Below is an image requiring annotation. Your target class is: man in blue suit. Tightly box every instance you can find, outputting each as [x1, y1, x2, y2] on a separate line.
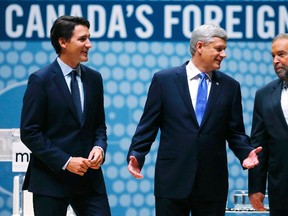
[20, 16, 111, 215]
[248, 33, 288, 216]
[127, 24, 262, 216]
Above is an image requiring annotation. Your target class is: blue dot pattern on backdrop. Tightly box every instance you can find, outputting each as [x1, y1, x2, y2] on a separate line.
[0, 38, 275, 216]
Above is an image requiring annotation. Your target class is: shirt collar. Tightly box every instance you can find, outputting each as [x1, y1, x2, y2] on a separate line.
[57, 57, 81, 77]
[186, 59, 212, 81]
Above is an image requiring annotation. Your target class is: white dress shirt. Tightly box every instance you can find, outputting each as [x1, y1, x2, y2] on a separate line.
[57, 57, 84, 111]
[186, 60, 212, 110]
[281, 84, 288, 125]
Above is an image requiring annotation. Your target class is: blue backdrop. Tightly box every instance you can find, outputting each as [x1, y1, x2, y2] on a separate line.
[0, 0, 285, 215]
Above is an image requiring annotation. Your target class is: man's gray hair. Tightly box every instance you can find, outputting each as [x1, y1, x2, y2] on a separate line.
[189, 24, 227, 55]
[272, 33, 288, 43]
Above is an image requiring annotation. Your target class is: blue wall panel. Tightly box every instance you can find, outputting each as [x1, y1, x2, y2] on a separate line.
[0, 0, 282, 215]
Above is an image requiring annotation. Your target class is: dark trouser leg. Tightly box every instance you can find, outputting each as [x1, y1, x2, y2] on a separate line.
[33, 193, 68, 216]
[70, 194, 111, 216]
[270, 209, 288, 216]
[155, 196, 226, 216]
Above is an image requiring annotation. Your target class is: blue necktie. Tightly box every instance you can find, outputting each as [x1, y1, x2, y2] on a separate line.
[195, 73, 208, 125]
[70, 70, 83, 122]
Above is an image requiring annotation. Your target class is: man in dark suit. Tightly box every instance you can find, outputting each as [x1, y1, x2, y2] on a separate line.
[20, 16, 111, 216]
[248, 33, 288, 216]
[127, 24, 262, 216]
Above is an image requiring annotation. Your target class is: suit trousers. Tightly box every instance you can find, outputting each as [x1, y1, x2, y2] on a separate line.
[270, 209, 288, 216]
[155, 196, 226, 216]
[33, 193, 111, 216]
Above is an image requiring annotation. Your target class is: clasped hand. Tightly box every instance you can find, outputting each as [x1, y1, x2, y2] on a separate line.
[66, 148, 103, 176]
[249, 192, 266, 211]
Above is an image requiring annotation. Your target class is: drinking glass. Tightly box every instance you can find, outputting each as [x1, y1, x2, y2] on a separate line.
[233, 190, 244, 211]
[242, 191, 253, 211]
[263, 192, 269, 210]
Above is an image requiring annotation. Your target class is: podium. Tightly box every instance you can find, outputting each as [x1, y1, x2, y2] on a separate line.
[10, 129, 75, 216]
[12, 174, 33, 216]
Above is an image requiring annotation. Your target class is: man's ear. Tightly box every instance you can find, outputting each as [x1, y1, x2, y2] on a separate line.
[195, 41, 204, 54]
[58, 38, 66, 49]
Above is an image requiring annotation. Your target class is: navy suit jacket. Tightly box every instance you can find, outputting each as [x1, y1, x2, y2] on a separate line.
[249, 79, 288, 209]
[127, 61, 253, 201]
[20, 60, 108, 197]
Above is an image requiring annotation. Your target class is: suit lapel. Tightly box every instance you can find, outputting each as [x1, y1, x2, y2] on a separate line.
[200, 71, 222, 126]
[79, 65, 89, 125]
[52, 61, 82, 125]
[271, 80, 288, 129]
[175, 62, 198, 126]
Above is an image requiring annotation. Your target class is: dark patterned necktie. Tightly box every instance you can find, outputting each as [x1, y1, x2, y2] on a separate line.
[70, 70, 82, 122]
[195, 73, 207, 125]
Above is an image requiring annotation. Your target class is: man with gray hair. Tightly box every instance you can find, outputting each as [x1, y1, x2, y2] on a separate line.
[249, 33, 288, 216]
[127, 24, 262, 216]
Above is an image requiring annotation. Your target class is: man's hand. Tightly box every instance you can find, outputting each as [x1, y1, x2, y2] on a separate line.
[88, 147, 103, 170]
[249, 192, 266, 211]
[242, 146, 262, 169]
[128, 156, 143, 179]
[66, 157, 91, 176]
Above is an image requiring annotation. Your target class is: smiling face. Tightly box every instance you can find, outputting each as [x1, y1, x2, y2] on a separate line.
[58, 24, 92, 68]
[271, 38, 288, 80]
[193, 37, 227, 73]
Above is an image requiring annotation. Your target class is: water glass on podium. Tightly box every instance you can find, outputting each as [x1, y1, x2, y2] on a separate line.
[242, 191, 253, 211]
[233, 190, 244, 211]
[264, 192, 269, 210]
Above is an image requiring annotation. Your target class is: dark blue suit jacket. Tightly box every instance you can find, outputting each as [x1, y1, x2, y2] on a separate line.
[127, 61, 253, 201]
[20, 60, 108, 197]
[249, 79, 288, 209]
